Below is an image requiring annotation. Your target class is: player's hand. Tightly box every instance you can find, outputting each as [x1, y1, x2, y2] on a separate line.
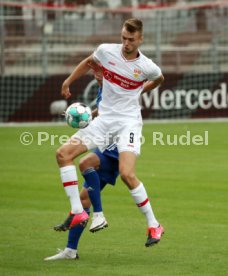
[61, 81, 71, 99]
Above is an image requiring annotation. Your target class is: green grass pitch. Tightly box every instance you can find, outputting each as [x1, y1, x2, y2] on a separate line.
[0, 122, 227, 276]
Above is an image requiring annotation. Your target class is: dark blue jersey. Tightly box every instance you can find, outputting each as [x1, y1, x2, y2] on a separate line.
[96, 87, 102, 108]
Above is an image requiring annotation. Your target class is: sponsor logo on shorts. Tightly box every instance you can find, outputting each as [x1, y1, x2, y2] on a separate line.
[127, 144, 135, 148]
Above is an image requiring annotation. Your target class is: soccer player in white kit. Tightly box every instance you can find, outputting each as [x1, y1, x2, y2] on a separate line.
[56, 18, 165, 246]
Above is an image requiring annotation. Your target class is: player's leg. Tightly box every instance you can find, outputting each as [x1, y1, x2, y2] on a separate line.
[63, 178, 109, 260]
[119, 151, 160, 227]
[54, 117, 105, 232]
[54, 138, 89, 231]
[53, 149, 114, 261]
[65, 188, 91, 255]
[79, 152, 108, 232]
[44, 166, 113, 261]
[119, 151, 159, 226]
[119, 151, 164, 246]
[44, 188, 91, 261]
[118, 120, 164, 247]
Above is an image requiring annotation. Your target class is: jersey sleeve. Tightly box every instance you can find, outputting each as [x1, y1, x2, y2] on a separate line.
[146, 60, 162, 81]
[93, 44, 107, 64]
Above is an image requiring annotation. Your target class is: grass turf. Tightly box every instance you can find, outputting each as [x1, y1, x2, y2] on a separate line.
[0, 122, 227, 276]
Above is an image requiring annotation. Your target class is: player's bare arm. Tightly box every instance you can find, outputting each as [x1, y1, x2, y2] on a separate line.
[92, 108, 98, 119]
[141, 74, 164, 94]
[61, 54, 97, 99]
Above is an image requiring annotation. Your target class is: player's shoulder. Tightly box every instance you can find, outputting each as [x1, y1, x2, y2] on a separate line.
[139, 50, 155, 65]
[139, 50, 161, 75]
[97, 43, 121, 53]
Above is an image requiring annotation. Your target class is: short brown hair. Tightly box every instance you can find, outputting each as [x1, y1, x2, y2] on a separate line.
[123, 18, 143, 34]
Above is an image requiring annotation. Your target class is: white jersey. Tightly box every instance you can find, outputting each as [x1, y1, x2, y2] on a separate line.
[93, 43, 162, 121]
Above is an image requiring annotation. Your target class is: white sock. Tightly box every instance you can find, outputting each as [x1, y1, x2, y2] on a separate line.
[60, 165, 83, 214]
[130, 182, 159, 228]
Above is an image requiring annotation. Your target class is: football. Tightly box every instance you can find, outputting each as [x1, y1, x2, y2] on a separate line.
[65, 102, 92, 128]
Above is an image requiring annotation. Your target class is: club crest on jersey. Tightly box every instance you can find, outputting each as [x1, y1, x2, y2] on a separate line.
[133, 68, 141, 79]
[104, 70, 113, 81]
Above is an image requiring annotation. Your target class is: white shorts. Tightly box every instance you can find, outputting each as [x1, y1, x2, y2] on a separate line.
[72, 116, 143, 155]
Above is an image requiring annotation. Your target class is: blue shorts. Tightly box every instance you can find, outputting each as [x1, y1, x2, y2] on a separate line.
[83, 148, 119, 191]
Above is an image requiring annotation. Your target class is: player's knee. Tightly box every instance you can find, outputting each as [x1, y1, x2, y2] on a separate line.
[79, 158, 88, 172]
[56, 148, 63, 162]
[56, 147, 70, 165]
[120, 170, 136, 186]
[79, 155, 94, 172]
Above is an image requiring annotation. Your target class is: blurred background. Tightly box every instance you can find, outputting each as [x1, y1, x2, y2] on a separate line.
[0, 0, 228, 122]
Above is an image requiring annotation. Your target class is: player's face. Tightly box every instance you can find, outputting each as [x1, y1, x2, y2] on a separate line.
[121, 27, 143, 57]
